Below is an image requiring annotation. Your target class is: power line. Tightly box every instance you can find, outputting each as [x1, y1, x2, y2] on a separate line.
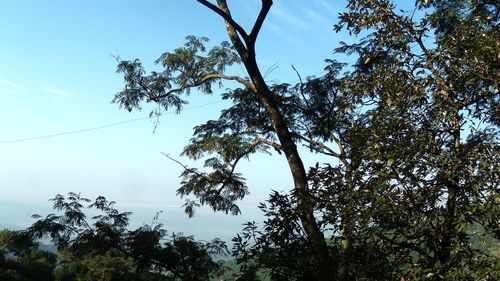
[0, 100, 224, 144]
[0, 117, 149, 144]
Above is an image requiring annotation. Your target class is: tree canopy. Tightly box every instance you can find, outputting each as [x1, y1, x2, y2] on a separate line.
[2, 0, 498, 280]
[111, 0, 499, 280]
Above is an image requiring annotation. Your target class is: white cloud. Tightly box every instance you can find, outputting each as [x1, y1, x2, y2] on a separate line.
[0, 79, 23, 89]
[265, 21, 308, 53]
[43, 85, 75, 97]
[270, 4, 310, 30]
[318, 1, 341, 14]
[305, 8, 332, 26]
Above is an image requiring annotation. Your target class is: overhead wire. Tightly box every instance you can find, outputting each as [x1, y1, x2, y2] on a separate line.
[0, 100, 224, 144]
[1, 68, 330, 145]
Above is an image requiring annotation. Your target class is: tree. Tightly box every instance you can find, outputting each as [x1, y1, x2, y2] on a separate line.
[27, 193, 227, 281]
[331, 0, 500, 279]
[232, 0, 500, 278]
[112, 0, 499, 280]
[112, 1, 332, 278]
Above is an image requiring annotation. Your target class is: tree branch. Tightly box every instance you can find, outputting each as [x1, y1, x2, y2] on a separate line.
[249, 0, 273, 42]
[197, 0, 249, 40]
[255, 137, 282, 152]
[331, 133, 350, 167]
[214, 137, 275, 197]
[296, 135, 341, 158]
[201, 74, 256, 91]
[150, 73, 256, 102]
[197, 0, 249, 57]
[413, 35, 449, 91]
[292, 65, 311, 109]
[161, 152, 210, 181]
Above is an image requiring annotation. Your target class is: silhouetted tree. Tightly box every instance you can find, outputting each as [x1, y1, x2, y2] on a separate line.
[27, 193, 227, 281]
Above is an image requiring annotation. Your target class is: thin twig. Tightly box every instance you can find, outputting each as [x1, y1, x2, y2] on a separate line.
[292, 65, 311, 109]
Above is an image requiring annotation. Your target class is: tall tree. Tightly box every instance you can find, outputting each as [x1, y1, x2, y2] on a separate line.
[334, 0, 500, 279]
[112, 0, 499, 279]
[223, 0, 500, 279]
[112, 0, 332, 278]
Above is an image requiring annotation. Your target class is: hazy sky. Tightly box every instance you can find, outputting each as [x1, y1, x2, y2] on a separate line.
[0, 0, 411, 239]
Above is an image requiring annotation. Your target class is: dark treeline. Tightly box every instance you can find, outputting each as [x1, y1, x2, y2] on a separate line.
[2, 0, 499, 280]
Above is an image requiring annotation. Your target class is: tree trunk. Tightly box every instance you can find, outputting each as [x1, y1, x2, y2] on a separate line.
[206, 1, 332, 278]
[246, 58, 332, 279]
[439, 105, 461, 264]
[339, 165, 354, 281]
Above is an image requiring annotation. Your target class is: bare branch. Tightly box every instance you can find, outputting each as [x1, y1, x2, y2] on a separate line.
[161, 152, 213, 183]
[201, 74, 256, 91]
[255, 137, 282, 152]
[292, 65, 311, 109]
[197, 0, 249, 40]
[263, 62, 279, 78]
[197, 0, 249, 57]
[330, 133, 350, 167]
[249, 0, 273, 42]
[292, 65, 304, 86]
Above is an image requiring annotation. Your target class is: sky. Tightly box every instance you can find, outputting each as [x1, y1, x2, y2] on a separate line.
[0, 0, 400, 240]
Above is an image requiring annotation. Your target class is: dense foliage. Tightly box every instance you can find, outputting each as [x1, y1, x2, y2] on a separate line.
[234, 0, 500, 279]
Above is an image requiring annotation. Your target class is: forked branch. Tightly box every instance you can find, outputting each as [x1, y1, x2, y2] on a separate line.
[196, 0, 249, 40]
[197, 0, 248, 57]
[197, 0, 273, 58]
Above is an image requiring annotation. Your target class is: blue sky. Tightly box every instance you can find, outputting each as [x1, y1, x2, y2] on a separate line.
[0, 0, 357, 239]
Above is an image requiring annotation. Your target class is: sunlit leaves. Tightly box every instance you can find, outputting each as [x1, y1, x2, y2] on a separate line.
[333, 0, 500, 278]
